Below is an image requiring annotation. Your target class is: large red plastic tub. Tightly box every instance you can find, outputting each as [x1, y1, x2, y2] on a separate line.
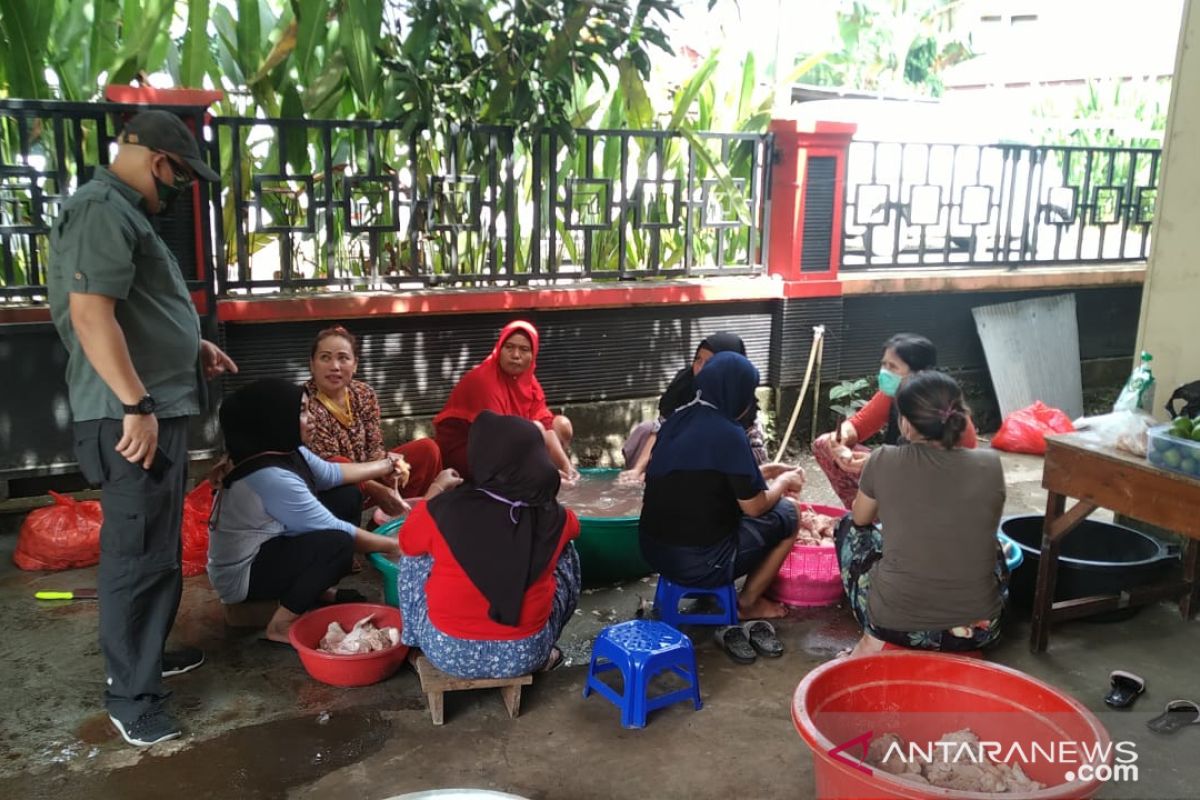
[793, 652, 1111, 799]
[288, 602, 409, 687]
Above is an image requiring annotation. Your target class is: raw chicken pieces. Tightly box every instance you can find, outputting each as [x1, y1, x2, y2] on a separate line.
[318, 614, 401, 655]
[866, 729, 1044, 793]
[796, 509, 838, 547]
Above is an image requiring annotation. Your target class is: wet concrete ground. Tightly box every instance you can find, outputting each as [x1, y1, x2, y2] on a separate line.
[1, 449, 1197, 799]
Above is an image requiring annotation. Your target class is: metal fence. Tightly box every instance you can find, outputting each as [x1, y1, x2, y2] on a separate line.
[842, 141, 1161, 269]
[213, 119, 772, 293]
[0, 99, 772, 303]
[0, 100, 214, 305]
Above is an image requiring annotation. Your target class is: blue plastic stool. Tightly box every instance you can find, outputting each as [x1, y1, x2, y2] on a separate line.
[582, 620, 703, 728]
[653, 577, 739, 626]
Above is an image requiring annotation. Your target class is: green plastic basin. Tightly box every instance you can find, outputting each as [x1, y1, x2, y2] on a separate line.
[367, 468, 651, 601]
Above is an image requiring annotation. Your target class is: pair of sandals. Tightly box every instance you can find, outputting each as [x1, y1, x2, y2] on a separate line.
[715, 621, 783, 664]
[1104, 670, 1200, 735]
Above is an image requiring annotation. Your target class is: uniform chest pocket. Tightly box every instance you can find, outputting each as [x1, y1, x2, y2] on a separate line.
[136, 232, 189, 294]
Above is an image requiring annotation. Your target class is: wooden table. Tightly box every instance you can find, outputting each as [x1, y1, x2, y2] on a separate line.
[1031, 432, 1200, 652]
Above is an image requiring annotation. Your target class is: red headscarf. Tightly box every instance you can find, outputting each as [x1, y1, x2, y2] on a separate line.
[433, 320, 554, 429]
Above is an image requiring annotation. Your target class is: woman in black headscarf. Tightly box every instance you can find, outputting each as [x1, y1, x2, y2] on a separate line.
[395, 411, 582, 678]
[208, 379, 414, 644]
[620, 332, 781, 484]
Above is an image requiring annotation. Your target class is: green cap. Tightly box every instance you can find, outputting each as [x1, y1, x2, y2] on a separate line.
[120, 109, 220, 181]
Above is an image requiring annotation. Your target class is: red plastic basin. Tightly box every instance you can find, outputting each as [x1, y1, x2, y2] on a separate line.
[288, 602, 409, 687]
[793, 652, 1111, 799]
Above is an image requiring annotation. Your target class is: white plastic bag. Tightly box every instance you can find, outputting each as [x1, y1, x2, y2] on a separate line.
[1071, 411, 1156, 456]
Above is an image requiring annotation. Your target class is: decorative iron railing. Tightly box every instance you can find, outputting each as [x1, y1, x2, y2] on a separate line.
[0, 99, 772, 303]
[841, 141, 1161, 269]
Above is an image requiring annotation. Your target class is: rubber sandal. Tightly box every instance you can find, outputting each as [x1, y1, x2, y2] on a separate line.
[1147, 700, 1200, 734]
[715, 626, 756, 665]
[1104, 670, 1145, 709]
[742, 620, 784, 658]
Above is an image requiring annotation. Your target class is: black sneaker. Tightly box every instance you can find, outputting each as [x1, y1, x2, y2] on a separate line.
[109, 708, 182, 747]
[162, 647, 205, 677]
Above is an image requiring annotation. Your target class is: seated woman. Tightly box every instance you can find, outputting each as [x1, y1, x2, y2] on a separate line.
[434, 320, 576, 482]
[396, 410, 581, 678]
[838, 370, 1007, 657]
[638, 352, 806, 622]
[620, 332, 785, 484]
[813, 333, 978, 509]
[304, 325, 444, 517]
[208, 379, 407, 644]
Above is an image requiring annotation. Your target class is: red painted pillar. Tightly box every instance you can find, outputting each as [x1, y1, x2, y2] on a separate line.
[767, 119, 857, 282]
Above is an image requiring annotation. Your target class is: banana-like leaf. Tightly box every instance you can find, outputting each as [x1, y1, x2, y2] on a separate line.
[237, 0, 263, 80]
[617, 58, 653, 130]
[109, 0, 177, 85]
[341, 0, 383, 107]
[666, 49, 719, 131]
[291, 0, 330, 83]
[180, 0, 210, 88]
[249, 21, 298, 87]
[0, 0, 55, 99]
[736, 52, 755, 123]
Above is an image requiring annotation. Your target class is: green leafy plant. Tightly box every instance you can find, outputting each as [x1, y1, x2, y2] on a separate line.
[829, 377, 872, 418]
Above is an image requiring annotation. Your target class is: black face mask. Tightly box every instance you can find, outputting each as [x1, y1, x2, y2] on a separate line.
[153, 176, 183, 215]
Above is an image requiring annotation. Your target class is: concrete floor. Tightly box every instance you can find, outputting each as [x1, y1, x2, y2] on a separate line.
[0, 449, 1197, 799]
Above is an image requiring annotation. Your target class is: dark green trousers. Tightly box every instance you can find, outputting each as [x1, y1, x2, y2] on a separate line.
[74, 416, 189, 722]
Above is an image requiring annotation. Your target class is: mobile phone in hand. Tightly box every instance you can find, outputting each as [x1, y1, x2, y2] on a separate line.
[146, 448, 173, 480]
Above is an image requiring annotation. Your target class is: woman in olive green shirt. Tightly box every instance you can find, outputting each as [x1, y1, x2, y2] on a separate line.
[837, 370, 1008, 658]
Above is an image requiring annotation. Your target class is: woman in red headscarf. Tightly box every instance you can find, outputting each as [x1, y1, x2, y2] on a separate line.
[434, 320, 577, 481]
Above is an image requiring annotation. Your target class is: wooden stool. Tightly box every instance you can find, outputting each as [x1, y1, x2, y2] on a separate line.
[409, 652, 533, 726]
[223, 600, 279, 628]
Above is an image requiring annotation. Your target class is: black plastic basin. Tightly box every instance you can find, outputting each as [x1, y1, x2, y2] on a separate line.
[999, 515, 1179, 621]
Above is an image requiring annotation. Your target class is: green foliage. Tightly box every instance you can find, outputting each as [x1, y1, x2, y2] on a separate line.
[829, 377, 872, 418]
[799, 0, 970, 96]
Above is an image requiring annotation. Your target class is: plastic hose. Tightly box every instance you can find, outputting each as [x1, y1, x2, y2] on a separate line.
[774, 325, 826, 463]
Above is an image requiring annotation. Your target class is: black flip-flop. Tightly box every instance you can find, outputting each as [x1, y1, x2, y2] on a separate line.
[539, 647, 565, 673]
[715, 626, 756, 665]
[1147, 700, 1200, 734]
[1104, 670, 1145, 709]
[742, 620, 784, 658]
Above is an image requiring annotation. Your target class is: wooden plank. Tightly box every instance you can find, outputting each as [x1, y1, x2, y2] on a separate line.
[1047, 499, 1098, 540]
[1030, 492, 1066, 653]
[1181, 539, 1200, 620]
[413, 656, 532, 692]
[1048, 580, 1194, 622]
[1042, 434, 1200, 538]
[499, 684, 523, 719]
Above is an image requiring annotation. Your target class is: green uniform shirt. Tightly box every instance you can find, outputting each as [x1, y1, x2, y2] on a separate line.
[48, 167, 201, 421]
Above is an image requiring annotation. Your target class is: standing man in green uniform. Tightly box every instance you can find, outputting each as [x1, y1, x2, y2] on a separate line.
[47, 110, 237, 747]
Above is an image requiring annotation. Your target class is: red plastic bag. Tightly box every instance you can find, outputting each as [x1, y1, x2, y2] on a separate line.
[991, 401, 1076, 455]
[181, 482, 214, 577]
[13, 491, 103, 571]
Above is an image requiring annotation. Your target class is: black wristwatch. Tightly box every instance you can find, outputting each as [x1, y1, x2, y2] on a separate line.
[122, 394, 156, 415]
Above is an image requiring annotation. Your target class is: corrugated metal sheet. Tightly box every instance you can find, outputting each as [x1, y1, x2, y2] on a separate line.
[839, 286, 1141, 378]
[800, 157, 836, 272]
[773, 296, 844, 386]
[222, 303, 776, 418]
[972, 293, 1084, 420]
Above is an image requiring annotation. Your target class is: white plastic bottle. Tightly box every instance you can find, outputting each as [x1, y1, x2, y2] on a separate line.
[1114, 352, 1155, 413]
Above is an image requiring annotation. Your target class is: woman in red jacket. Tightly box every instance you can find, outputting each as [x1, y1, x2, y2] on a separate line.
[433, 320, 577, 482]
[396, 411, 581, 678]
[813, 333, 978, 509]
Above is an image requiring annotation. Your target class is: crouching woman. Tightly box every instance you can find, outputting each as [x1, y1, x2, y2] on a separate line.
[839, 371, 1008, 657]
[396, 411, 581, 677]
[208, 379, 404, 644]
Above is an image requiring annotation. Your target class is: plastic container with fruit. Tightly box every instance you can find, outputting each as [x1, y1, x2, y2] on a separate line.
[1147, 415, 1200, 479]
